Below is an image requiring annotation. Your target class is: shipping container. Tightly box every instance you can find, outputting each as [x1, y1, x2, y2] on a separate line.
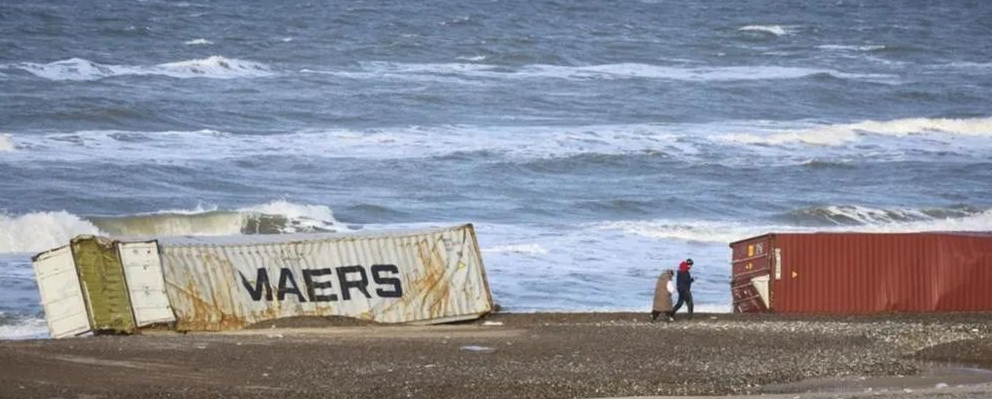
[117, 241, 175, 326]
[32, 224, 495, 337]
[70, 236, 136, 333]
[730, 232, 992, 313]
[31, 246, 91, 338]
[156, 224, 493, 331]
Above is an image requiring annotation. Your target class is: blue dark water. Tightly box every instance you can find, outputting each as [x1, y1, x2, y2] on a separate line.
[1, 0, 991, 338]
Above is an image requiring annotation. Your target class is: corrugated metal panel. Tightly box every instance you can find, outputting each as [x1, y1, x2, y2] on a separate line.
[118, 241, 175, 326]
[31, 246, 92, 338]
[730, 232, 992, 313]
[158, 224, 494, 331]
[71, 236, 137, 333]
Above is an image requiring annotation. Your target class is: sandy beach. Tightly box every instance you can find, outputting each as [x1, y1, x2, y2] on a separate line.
[1, 312, 991, 399]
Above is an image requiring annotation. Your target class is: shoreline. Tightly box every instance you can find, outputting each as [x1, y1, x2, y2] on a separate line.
[2, 312, 991, 398]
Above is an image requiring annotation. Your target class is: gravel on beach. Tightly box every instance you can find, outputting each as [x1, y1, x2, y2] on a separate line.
[1, 312, 990, 399]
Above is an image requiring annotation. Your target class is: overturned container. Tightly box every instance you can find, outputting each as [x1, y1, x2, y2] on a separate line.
[730, 232, 992, 314]
[156, 224, 494, 331]
[33, 224, 495, 337]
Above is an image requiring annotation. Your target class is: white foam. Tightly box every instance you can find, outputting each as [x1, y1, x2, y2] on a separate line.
[739, 25, 789, 36]
[456, 55, 487, 61]
[280, 37, 293, 42]
[717, 116, 992, 147]
[303, 62, 890, 83]
[0, 211, 101, 254]
[241, 200, 344, 233]
[0, 133, 12, 152]
[482, 244, 549, 254]
[155, 56, 273, 79]
[184, 38, 213, 45]
[593, 207, 992, 245]
[8, 114, 990, 165]
[0, 317, 49, 340]
[6, 56, 272, 81]
[818, 44, 886, 51]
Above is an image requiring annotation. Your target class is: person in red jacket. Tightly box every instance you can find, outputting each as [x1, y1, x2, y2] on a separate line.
[671, 258, 695, 319]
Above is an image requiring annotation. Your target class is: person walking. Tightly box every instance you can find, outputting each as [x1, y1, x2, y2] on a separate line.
[651, 270, 676, 322]
[671, 258, 695, 319]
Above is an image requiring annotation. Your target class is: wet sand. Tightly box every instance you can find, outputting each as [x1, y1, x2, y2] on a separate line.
[1, 312, 991, 399]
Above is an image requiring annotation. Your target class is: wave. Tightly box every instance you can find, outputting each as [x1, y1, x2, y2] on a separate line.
[817, 44, 886, 51]
[0, 211, 101, 254]
[6, 116, 991, 164]
[184, 38, 213, 45]
[717, 116, 992, 146]
[1, 56, 272, 81]
[0, 133, 12, 152]
[739, 25, 789, 36]
[776, 205, 984, 227]
[593, 206, 992, 244]
[0, 201, 346, 254]
[303, 62, 892, 83]
[482, 244, 549, 255]
[0, 314, 48, 340]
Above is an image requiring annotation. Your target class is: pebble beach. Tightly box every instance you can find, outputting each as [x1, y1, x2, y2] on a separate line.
[2, 312, 991, 398]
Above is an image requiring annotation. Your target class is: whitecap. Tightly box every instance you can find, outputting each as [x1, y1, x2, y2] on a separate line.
[7, 56, 272, 81]
[313, 61, 893, 83]
[591, 206, 992, 245]
[184, 38, 213, 45]
[0, 133, 12, 152]
[0, 317, 49, 340]
[717, 116, 992, 147]
[483, 244, 549, 254]
[818, 44, 886, 51]
[739, 24, 789, 36]
[0, 211, 102, 254]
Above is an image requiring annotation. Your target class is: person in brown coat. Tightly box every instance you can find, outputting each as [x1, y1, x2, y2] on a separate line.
[651, 270, 676, 322]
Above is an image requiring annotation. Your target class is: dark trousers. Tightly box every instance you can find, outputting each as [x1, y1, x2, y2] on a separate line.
[672, 289, 693, 317]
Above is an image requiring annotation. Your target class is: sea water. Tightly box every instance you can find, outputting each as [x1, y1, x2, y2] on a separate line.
[2, 0, 991, 338]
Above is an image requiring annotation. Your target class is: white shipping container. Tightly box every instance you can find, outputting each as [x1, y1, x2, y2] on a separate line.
[31, 246, 91, 338]
[118, 241, 175, 327]
[156, 224, 493, 331]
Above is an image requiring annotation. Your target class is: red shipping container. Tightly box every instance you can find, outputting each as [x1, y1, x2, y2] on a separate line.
[729, 232, 992, 313]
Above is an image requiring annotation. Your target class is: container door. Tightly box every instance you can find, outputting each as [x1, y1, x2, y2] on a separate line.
[72, 236, 137, 333]
[731, 235, 773, 312]
[118, 241, 175, 327]
[32, 246, 92, 338]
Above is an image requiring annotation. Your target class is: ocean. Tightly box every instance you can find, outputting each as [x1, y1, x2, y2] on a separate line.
[1, 0, 991, 339]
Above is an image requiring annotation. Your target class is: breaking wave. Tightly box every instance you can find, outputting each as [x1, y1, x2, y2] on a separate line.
[718, 116, 992, 146]
[593, 206, 992, 244]
[184, 38, 213, 45]
[776, 205, 985, 226]
[1, 56, 272, 81]
[0, 133, 12, 152]
[739, 25, 789, 36]
[7, 116, 991, 164]
[482, 244, 549, 255]
[0, 201, 346, 254]
[817, 44, 886, 51]
[0, 313, 47, 340]
[303, 62, 891, 82]
[0, 211, 101, 255]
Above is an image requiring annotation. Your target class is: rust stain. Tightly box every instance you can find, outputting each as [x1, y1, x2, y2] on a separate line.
[414, 237, 451, 320]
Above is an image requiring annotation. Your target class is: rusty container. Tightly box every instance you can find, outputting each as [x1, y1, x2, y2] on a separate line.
[156, 224, 494, 331]
[730, 232, 992, 313]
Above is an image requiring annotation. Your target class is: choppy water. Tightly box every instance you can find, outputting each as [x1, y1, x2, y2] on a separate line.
[2, 0, 991, 339]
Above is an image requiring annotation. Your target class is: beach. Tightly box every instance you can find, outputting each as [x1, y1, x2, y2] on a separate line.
[2, 312, 991, 399]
